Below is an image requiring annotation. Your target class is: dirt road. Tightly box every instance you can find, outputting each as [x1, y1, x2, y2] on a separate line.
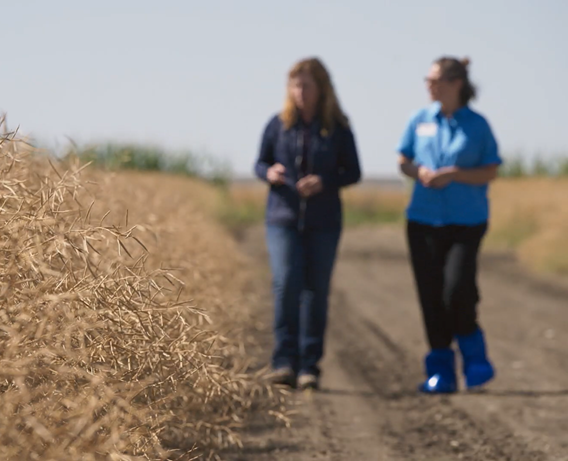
[229, 225, 568, 461]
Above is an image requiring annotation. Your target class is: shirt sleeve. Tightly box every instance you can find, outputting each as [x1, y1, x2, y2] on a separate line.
[479, 120, 503, 166]
[397, 114, 417, 160]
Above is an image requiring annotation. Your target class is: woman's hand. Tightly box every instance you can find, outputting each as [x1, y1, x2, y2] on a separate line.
[418, 166, 436, 187]
[419, 166, 457, 188]
[297, 175, 323, 198]
[429, 166, 458, 188]
[267, 163, 286, 185]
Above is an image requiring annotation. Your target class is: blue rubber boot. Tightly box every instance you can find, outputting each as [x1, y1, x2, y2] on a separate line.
[419, 348, 457, 394]
[456, 328, 495, 390]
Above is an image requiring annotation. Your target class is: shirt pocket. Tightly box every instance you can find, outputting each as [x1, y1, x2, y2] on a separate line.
[448, 131, 482, 168]
[273, 131, 296, 165]
[312, 135, 337, 173]
[414, 134, 438, 168]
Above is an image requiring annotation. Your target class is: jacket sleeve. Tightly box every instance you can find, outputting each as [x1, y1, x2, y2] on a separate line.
[321, 126, 362, 189]
[254, 115, 280, 182]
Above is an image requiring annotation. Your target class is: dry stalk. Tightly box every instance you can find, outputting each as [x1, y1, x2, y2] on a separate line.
[0, 131, 280, 460]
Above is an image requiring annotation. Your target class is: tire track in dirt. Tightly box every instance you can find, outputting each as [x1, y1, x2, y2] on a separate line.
[329, 225, 568, 460]
[328, 285, 547, 460]
[233, 225, 568, 460]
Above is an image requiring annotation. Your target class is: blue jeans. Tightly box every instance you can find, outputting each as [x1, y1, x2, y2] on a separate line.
[266, 225, 341, 376]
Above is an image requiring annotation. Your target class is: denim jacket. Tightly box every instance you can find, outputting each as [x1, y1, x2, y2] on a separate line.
[254, 114, 362, 230]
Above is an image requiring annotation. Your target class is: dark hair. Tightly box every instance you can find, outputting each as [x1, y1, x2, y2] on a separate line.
[435, 56, 476, 105]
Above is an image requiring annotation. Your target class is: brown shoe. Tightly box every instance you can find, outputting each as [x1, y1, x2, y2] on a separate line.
[297, 373, 319, 391]
[268, 367, 296, 388]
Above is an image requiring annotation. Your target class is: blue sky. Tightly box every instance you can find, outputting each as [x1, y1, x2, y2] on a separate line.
[1, 1, 567, 177]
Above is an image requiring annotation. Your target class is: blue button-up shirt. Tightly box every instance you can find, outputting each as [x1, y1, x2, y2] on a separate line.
[397, 103, 502, 226]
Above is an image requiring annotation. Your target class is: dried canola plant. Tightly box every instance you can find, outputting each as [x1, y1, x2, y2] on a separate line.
[0, 127, 284, 460]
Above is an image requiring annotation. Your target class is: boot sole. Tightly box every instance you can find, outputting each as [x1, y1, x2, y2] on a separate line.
[299, 381, 319, 391]
[270, 376, 297, 388]
[419, 386, 457, 394]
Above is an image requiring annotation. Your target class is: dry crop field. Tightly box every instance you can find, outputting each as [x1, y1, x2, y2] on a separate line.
[0, 133, 286, 460]
[487, 178, 568, 273]
[226, 178, 568, 277]
[4, 125, 568, 461]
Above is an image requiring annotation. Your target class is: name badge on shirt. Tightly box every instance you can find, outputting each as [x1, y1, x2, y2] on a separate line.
[416, 123, 438, 137]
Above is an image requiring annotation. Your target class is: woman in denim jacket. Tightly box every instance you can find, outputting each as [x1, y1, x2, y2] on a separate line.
[255, 57, 361, 390]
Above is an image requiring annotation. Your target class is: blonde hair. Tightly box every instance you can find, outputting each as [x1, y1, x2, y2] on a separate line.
[280, 57, 349, 132]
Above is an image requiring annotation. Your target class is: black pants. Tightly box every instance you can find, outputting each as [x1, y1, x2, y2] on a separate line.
[406, 221, 487, 350]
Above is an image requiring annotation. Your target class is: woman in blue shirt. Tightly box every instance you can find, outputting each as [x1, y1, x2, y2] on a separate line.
[397, 57, 501, 393]
[255, 58, 361, 390]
